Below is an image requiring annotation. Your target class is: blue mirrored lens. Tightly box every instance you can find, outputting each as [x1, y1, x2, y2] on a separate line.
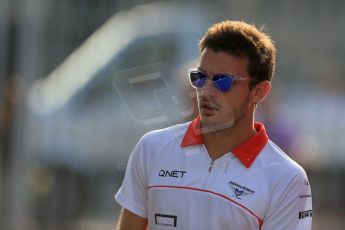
[213, 75, 233, 92]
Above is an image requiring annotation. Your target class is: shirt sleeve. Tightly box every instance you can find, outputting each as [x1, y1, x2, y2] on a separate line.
[262, 168, 312, 230]
[114, 138, 148, 218]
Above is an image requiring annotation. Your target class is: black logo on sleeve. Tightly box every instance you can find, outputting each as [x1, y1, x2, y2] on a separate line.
[299, 194, 312, 199]
[304, 179, 309, 186]
[155, 213, 177, 227]
[298, 210, 312, 219]
[158, 169, 187, 178]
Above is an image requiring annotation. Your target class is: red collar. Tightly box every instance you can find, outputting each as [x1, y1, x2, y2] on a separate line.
[181, 116, 268, 168]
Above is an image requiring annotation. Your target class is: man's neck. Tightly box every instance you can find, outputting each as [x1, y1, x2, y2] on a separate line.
[201, 118, 256, 160]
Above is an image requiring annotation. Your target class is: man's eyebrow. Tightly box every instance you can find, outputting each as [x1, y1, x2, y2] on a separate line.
[197, 67, 206, 72]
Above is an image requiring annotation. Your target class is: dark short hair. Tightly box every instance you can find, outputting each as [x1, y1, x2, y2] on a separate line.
[199, 21, 276, 84]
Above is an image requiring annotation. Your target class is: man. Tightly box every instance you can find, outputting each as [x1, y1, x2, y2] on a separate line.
[115, 21, 312, 230]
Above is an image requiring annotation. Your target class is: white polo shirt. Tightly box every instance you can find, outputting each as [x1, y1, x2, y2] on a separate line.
[115, 116, 312, 230]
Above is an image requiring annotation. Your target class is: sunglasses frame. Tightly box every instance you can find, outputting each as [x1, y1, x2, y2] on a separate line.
[188, 68, 249, 92]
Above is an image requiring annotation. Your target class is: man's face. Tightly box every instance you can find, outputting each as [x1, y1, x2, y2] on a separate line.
[196, 48, 254, 132]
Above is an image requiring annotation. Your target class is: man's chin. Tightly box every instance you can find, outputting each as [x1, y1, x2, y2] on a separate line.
[200, 116, 235, 133]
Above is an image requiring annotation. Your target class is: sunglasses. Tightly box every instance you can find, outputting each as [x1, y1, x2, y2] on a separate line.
[188, 68, 250, 92]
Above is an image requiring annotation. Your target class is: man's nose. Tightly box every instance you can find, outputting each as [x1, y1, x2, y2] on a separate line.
[200, 79, 218, 97]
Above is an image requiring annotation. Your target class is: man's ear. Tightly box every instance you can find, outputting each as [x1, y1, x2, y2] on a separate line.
[251, 80, 271, 104]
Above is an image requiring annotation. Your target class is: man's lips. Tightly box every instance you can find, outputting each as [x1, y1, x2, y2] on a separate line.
[200, 101, 220, 114]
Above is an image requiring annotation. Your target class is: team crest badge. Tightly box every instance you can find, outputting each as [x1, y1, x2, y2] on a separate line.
[229, 181, 255, 199]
